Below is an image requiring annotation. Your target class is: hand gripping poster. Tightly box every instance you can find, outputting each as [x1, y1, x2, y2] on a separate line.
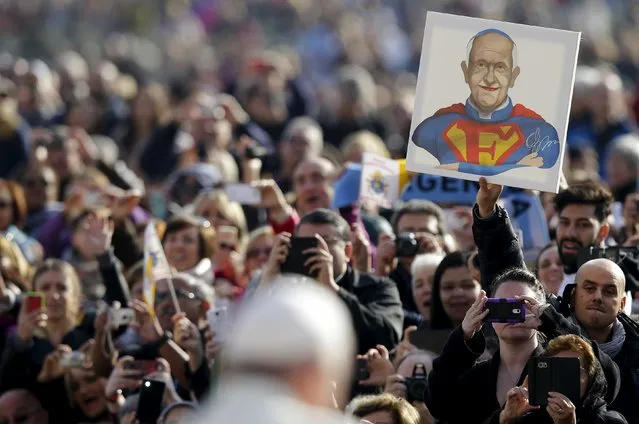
[406, 12, 580, 193]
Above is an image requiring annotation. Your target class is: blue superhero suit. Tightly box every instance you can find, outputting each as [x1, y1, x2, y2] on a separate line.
[411, 98, 560, 176]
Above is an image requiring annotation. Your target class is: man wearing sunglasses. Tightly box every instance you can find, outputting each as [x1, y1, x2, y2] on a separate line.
[154, 273, 214, 334]
[0, 389, 48, 424]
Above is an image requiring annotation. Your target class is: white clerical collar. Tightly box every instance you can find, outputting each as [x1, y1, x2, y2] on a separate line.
[467, 97, 510, 119]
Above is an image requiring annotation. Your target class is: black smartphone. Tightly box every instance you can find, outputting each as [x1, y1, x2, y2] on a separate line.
[356, 358, 370, 381]
[136, 379, 165, 424]
[281, 237, 319, 278]
[528, 357, 580, 407]
[484, 298, 525, 323]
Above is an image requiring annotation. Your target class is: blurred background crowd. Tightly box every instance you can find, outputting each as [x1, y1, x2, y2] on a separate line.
[0, 0, 638, 423]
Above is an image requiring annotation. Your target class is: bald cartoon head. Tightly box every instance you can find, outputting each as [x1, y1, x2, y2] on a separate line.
[461, 29, 520, 114]
[573, 259, 627, 333]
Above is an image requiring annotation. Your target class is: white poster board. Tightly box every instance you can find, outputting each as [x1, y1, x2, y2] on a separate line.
[406, 12, 580, 193]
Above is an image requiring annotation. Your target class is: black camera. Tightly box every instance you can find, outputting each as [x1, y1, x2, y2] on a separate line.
[577, 246, 639, 268]
[404, 363, 428, 403]
[395, 233, 421, 257]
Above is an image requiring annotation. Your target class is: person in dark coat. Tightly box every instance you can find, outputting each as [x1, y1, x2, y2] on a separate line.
[497, 334, 627, 424]
[137, 79, 197, 185]
[261, 208, 403, 354]
[426, 178, 622, 424]
[0, 260, 97, 423]
[377, 200, 448, 329]
[472, 177, 639, 423]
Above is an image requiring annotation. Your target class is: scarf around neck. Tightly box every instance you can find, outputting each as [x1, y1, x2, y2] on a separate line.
[571, 315, 626, 358]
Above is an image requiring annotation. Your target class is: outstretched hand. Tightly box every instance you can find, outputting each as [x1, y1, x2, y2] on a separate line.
[476, 177, 503, 218]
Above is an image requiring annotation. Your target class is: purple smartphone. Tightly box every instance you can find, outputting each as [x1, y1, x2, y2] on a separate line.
[485, 298, 525, 323]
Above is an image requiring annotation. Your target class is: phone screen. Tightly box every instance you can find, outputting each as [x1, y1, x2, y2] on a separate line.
[484, 298, 525, 323]
[225, 184, 262, 205]
[136, 379, 165, 424]
[25, 293, 44, 313]
[528, 357, 580, 407]
[280, 237, 319, 278]
[61, 351, 86, 368]
[207, 304, 230, 344]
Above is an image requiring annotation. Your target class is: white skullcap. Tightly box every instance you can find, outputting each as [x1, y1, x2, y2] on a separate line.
[225, 276, 356, 377]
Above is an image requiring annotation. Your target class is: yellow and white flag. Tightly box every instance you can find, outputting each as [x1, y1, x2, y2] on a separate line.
[143, 221, 172, 314]
[359, 153, 401, 209]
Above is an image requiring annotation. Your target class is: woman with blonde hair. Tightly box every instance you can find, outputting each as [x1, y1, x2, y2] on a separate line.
[0, 233, 33, 290]
[193, 190, 249, 274]
[244, 226, 275, 279]
[340, 130, 391, 164]
[348, 393, 421, 424]
[0, 178, 42, 264]
[0, 259, 95, 396]
[193, 190, 248, 248]
[0, 234, 34, 361]
[500, 334, 627, 424]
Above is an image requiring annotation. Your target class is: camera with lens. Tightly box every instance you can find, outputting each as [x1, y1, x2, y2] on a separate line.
[404, 363, 428, 403]
[395, 233, 421, 257]
[245, 145, 268, 159]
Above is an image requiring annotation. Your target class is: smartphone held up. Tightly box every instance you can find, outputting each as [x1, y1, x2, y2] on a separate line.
[60, 351, 86, 369]
[528, 357, 580, 407]
[25, 292, 45, 313]
[280, 237, 320, 278]
[484, 298, 525, 323]
[136, 379, 166, 424]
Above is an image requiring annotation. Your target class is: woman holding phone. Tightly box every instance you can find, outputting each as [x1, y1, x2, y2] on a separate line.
[0, 259, 96, 422]
[499, 334, 627, 424]
[426, 179, 622, 424]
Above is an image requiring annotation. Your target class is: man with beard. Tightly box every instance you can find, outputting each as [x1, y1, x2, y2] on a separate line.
[472, 176, 638, 423]
[553, 182, 634, 314]
[554, 183, 610, 290]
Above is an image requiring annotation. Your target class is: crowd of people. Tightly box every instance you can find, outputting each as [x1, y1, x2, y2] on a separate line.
[0, 0, 638, 423]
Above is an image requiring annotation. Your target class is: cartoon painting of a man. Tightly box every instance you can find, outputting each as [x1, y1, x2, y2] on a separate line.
[411, 28, 560, 176]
